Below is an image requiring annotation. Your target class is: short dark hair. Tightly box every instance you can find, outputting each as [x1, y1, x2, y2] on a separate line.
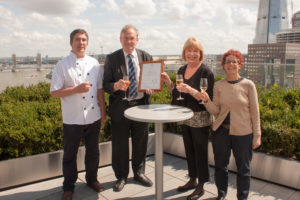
[70, 29, 89, 43]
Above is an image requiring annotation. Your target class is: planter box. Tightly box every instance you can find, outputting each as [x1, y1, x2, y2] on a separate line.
[163, 132, 300, 190]
[1, 132, 299, 190]
[0, 133, 155, 190]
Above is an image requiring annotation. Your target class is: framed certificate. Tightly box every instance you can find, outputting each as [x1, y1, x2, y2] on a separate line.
[138, 60, 164, 92]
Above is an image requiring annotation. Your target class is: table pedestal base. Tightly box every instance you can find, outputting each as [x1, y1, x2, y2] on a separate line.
[155, 122, 163, 200]
[124, 105, 193, 200]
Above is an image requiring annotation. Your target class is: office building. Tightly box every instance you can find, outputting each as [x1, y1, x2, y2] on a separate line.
[276, 11, 300, 43]
[292, 10, 300, 28]
[247, 43, 300, 88]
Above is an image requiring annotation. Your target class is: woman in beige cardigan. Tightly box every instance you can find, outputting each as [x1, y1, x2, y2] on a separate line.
[197, 49, 261, 200]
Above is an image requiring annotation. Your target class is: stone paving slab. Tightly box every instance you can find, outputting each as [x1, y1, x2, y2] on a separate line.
[0, 154, 298, 200]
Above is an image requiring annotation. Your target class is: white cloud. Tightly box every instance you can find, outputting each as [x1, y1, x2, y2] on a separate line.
[102, 0, 119, 12]
[23, 14, 67, 30]
[69, 19, 92, 30]
[24, 13, 92, 34]
[0, 6, 23, 30]
[102, 0, 156, 19]
[1, 0, 300, 57]
[161, 0, 188, 20]
[0, 0, 93, 15]
[141, 29, 178, 41]
[0, 37, 10, 49]
[215, 5, 234, 26]
[30, 12, 47, 22]
[51, 17, 66, 28]
[88, 31, 120, 54]
[189, 1, 216, 21]
[234, 8, 257, 26]
[292, 0, 300, 13]
[10, 31, 63, 42]
[122, 0, 156, 18]
[4, 31, 68, 56]
[160, 0, 222, 21]
[193, 26, 254, 54]
[226, 0, 258, 5]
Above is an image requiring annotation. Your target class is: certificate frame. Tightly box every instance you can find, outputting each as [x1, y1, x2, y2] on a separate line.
[138, 60, 164, 92]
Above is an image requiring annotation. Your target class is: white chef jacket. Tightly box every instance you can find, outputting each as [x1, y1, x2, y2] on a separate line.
[50, 52, 103, 125]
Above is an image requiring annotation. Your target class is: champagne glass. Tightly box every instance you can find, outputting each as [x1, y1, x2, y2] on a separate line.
[199, 78, 208, 104]
[122, 75, 130, 100]
[176, 74, 184, 100]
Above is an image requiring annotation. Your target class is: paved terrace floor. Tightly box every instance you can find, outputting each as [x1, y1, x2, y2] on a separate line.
[0, 154, 299, 200]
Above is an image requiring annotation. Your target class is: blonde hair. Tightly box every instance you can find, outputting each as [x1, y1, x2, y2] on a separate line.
[120, 24, 139, 37]
[181, 37, 204, 62]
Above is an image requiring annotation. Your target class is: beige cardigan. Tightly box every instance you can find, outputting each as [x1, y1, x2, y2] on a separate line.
[205, 78, 261, 146]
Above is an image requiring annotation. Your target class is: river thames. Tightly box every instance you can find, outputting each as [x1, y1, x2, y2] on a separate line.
[0, 69, 52, 92]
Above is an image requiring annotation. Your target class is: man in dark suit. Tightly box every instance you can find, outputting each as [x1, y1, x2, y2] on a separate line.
[103, 24, 153, 192]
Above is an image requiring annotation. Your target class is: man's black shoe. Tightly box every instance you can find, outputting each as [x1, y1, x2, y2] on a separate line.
[177, 183, 197, 192]
[186, 189, 204, 200]
[61, 191, 73, 200]
[134, 174, 153, 187]
[113, 178, 126, 192]
[87, 181, 104, 193]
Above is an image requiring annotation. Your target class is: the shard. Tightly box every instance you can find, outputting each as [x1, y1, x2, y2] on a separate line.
[253, 0, 289, 44]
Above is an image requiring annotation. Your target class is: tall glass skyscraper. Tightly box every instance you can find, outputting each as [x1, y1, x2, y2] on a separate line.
[253, 0, 289, 44]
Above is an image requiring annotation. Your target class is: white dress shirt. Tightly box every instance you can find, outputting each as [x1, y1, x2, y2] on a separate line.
[50, 52, 103, 125]
[123, 50, 144, 100]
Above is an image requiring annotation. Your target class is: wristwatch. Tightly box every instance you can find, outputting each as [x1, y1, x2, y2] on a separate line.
[192, 90, 198, 97]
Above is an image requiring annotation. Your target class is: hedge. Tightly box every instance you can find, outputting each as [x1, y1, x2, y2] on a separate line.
[0, 83, 62, 160]
[0, 80, 299, 161]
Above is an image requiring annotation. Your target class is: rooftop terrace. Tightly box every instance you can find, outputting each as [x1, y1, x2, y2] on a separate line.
[0, 154, 299, 200]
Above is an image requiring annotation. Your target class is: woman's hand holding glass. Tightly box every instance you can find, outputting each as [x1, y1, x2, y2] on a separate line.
[176, 83, 191, 93]
[199, 78, 208, 104]
[176, 74, 184, 100]
[198, 90, 210, 103]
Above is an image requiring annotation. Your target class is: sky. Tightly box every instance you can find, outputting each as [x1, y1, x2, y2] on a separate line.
[0, 0, 299, 57]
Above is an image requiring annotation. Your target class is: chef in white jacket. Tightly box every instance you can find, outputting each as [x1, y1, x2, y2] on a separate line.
[50, 29, 106, 200]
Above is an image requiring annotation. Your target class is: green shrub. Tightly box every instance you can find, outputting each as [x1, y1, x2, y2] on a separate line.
[0, 98, 62, 160]
[0, 79, 299, 161]
[0, 82, 51, 103]
[260, 122, 299, 159]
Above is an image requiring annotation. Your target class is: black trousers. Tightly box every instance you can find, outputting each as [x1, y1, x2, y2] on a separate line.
[212, 126, 253, 200]
[111, 116, 148, 180]
[62, 119, 100, 191]
[182, 125, 210, 184]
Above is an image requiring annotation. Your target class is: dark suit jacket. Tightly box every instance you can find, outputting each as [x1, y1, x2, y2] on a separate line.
[103, 48, 153, 121]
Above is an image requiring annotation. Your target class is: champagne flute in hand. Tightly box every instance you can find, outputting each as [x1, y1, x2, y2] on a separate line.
[122, 75, 130, 100]
[176, 74, 184, 100]
[199, 78, 208, 104]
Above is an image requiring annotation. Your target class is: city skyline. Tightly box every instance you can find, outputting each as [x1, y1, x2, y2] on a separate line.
[0, 0, 300, 58]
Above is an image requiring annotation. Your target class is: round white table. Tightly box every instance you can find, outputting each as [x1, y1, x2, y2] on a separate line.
[124, 104, 193, 200]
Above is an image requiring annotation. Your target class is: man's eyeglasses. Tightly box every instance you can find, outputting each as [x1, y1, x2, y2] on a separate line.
[225, 60, 239, 64]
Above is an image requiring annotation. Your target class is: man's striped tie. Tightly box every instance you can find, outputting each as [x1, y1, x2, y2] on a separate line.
[127, 54, 138, 99]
